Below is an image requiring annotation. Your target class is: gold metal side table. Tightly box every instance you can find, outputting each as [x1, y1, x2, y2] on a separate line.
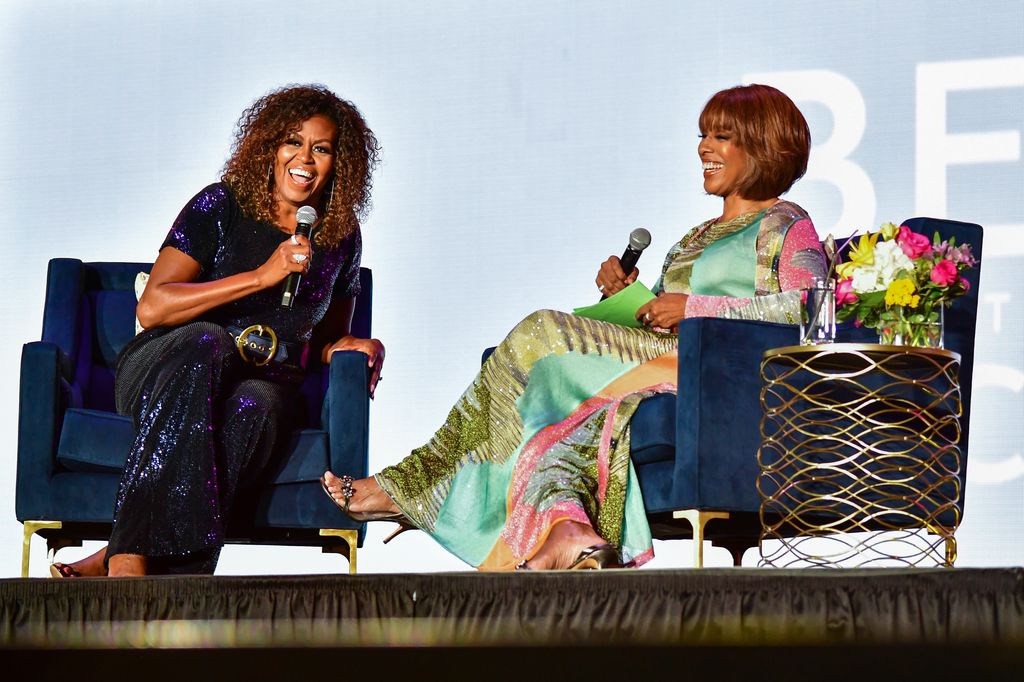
[757, 343, 962, 568]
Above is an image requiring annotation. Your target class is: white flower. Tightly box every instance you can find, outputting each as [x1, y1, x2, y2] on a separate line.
[873, 240, 914, 285]
[851, 266, 883, 293]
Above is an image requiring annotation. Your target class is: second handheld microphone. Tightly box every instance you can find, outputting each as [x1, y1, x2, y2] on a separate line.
[601, 227, 652, 300]
[619, 227, 652, 276]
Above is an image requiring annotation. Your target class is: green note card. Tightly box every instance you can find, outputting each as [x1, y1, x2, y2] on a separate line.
[573, 281, 656, 328]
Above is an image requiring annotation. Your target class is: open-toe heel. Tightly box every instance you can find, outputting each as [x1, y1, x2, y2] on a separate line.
[320, 473, 417, 533]
[567, 544, 622, 570]
[320, 473, 354, 513]
[382, 521, 416, 544]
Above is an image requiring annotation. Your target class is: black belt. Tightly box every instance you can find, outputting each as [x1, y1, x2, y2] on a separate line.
[226, 324, 300, 367]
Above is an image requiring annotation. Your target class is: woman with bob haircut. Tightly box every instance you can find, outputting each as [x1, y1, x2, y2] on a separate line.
[51, 84, 383, 577]
[322, 83, 825, 571]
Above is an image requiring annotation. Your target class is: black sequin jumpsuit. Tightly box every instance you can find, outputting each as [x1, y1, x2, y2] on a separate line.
[108, 183, 362, 573]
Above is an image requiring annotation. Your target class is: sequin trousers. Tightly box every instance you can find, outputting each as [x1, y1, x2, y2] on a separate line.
[376, 310, 678, 570]
[110, 321, 300, 574]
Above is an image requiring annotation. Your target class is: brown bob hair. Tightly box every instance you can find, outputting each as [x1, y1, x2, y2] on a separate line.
[698, 84, 810, 201]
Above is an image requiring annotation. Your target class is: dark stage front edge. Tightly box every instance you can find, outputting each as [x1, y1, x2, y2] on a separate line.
[2, 568, 1023, 649]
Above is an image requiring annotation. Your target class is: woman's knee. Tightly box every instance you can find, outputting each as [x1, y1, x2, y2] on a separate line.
[513, 309, 562, 334]
[165, 322, 236, 365]
[180, 321, 233, 350]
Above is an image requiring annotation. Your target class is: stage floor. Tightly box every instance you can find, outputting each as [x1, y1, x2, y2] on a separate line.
[3, 567, 1024, 679]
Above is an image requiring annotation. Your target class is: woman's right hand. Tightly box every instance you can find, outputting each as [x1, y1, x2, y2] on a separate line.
[138, 234, 313, 330]
[595, 255, 638, 297]
[255, 234, 312, 288]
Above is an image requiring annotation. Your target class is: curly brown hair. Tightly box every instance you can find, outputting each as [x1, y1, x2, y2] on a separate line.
[699, 84, 810, 201]
[222, 84, 380, 248]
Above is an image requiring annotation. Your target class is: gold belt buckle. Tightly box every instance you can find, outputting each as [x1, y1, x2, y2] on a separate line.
[236, 324, 278, 366]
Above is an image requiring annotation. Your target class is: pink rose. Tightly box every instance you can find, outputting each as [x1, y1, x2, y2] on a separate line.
[835, 278, 857, 305]
[959, 276, 971, 292]
[897, 225, 932, 259]
[930, 259, 958, 286]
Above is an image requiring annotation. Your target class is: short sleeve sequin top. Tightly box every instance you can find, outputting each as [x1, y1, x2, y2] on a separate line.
[161, 182, 362, 344]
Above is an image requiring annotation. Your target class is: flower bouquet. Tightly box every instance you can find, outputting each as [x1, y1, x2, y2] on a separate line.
[834, 222, 977, 347]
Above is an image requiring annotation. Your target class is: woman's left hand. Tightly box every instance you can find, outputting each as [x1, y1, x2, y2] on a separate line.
[325, 336, 386, 398]
[636, 293, 688, 332]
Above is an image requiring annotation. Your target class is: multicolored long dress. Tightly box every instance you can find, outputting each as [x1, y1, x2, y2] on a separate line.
[377, 200, 825, 569]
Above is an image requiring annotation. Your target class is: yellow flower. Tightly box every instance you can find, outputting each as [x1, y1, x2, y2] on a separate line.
[879, 222, 899, 240]
[885, 278, 919, 307]
[836, 232, 880, 278]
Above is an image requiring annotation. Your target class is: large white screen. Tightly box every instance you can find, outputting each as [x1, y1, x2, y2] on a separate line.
[2, 0, 1021, 575]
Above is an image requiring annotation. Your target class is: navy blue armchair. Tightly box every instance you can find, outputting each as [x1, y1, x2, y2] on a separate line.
[17, 259, 372, 576]
[630, 217, 983, 566]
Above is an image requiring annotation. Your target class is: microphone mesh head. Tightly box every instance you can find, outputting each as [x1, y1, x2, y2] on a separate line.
[296, 205, 318, 226]
[629, 227, 652, 251]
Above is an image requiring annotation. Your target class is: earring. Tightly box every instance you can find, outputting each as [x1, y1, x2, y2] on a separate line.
[323, 179, 335, 217]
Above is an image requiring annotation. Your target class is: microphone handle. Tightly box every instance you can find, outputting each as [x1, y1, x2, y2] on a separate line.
[619, 245, 642, 275]
[280, 223, 313, 308]
[599, 246, 644, 301]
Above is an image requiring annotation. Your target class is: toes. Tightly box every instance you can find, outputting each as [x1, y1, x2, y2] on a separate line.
[323, 471, 339, 493]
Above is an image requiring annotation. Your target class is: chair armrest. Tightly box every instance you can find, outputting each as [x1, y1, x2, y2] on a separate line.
[320, 350, 371, 479]
[16, 341, 70, 520]
[674, 317, 798, 511]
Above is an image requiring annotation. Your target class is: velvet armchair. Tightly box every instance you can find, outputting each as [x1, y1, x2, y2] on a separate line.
[17, 258, 372, 576]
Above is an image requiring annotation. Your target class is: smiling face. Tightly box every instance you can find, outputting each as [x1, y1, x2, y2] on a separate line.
[698, 128, 750, 200]
[272, 114, 338, 219]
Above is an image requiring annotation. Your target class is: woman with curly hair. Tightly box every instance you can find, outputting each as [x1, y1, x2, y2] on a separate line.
[322, 83, 825, 571]
[51, 84, 382, 577]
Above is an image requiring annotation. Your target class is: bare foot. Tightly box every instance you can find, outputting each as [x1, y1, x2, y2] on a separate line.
[53, 545, 109, 577]
[322, 471, 400, 515]
[107, 553, 147, 577]
[523, 520, 609, 570]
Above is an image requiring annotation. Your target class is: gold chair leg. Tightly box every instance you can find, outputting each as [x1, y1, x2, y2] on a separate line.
[672, 510, 730, 568]
[319, 529, 358, 574]
[22, 520, 63, 578]
[944, 536, 957, 567]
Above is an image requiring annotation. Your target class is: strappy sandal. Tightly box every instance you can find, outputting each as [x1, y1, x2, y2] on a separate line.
[567, 543, 623, 570]
[515, 543, 623, 571]
[320, 473, 416, 542]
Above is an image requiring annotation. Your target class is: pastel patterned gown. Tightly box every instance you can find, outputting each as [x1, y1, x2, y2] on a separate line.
[377, 200, 825, 570]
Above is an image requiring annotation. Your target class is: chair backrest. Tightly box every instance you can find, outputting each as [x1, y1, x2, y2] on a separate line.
[40, 258, 372, 425]
[836, 217, 983, 514]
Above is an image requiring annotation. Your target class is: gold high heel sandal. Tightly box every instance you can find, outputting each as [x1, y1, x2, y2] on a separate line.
[515, 543, 623, 571]
[566, 543, 622, 570]
[320, 474, 416, 543]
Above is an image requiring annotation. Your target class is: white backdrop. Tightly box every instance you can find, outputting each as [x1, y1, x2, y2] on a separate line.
[2, 0, 1021, 576]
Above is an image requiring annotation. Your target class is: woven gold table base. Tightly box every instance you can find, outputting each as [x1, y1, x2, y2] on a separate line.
[757, 344, 962, 568]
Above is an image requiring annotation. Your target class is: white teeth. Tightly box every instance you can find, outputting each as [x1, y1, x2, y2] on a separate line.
[289, 169, 313, 179]
[703, 162, 723, 171]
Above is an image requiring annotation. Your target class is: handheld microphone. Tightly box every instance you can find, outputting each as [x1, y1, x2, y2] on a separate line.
[619, 227, 652, 275]
[280, 205, 317, 308]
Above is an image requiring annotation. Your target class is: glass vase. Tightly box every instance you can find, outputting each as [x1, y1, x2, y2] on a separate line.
[799, 277, 837, 345]
[878, 306, 944, 348]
